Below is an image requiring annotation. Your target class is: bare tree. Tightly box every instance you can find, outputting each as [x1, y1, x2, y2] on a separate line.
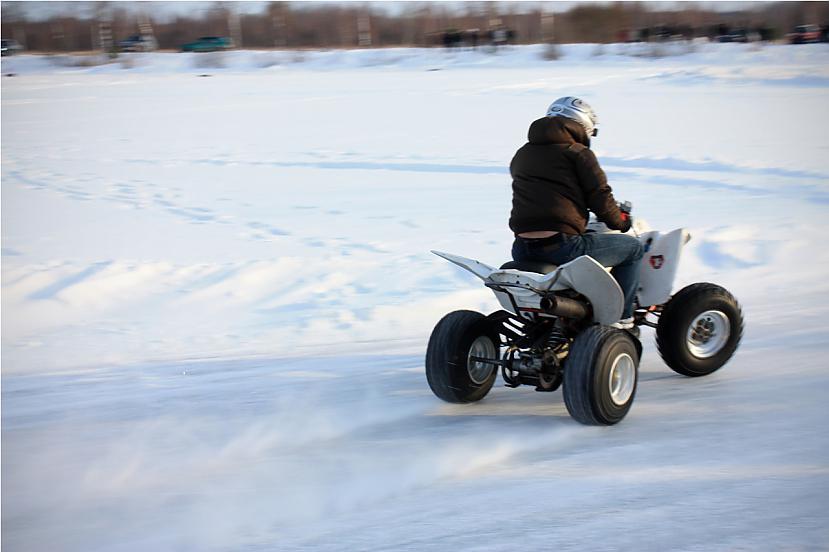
[2, 1, 822, 53]
[357, 8, 372, 47]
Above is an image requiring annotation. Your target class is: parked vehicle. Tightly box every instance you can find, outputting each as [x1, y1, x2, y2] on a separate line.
[118, 34, 158, 52]
[180, 36, 233, 52]
[426, 204, 743, 426]
[787, 25, 822, 44]
[1, 39, 23, 56]
[716, 28, 750, 43]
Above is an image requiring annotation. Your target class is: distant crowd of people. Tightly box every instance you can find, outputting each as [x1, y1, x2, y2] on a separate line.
[619, 23, 828, 44]
[438, 23, 829, 49]
[440, 27, 516, 49]
[618, 24, 773, 43]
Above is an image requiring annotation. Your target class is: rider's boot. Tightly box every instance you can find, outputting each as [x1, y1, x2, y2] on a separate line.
[610, 317, 634, 330]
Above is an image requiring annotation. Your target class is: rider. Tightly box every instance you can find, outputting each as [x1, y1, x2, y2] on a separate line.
[508, 97, 643, 329]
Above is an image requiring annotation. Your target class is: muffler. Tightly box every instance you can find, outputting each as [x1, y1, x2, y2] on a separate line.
[540, 295, 591, 320]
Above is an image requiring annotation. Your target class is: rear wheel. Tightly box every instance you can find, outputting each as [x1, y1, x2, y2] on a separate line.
[563, 326, 639, 425]
[425, 310, 500, 403]
[656, 283, 743, 377]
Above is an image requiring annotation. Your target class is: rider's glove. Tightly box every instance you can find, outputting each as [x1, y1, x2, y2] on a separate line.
[619, 211, 632, 233]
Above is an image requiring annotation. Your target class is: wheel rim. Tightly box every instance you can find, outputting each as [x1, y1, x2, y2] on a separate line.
[608, 353, 635, 406]
[467, 336, 497, 384]
[686, 310, 731, 359]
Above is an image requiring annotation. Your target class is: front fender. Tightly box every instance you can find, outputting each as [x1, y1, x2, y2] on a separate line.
[637, 228, 690, 307]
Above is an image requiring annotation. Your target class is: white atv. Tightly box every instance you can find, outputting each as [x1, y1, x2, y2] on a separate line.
[426, 206, 743, 426]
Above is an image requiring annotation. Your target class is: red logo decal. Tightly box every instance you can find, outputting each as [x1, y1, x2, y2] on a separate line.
[649, 255, 665, 269]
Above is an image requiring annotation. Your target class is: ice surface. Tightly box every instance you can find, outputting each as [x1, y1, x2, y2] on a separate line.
[2, 44, 828, 550]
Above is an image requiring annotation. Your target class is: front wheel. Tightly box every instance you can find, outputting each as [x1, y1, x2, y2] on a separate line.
[425, 310, 499, 403]
[656, 283, 743, 377]
[563, 326, 640, 425]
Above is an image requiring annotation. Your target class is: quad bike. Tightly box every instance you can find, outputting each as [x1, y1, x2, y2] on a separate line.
[425, 205, 743, 425]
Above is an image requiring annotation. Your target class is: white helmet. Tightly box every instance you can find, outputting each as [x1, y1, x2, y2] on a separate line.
[546, 96, 599, 137]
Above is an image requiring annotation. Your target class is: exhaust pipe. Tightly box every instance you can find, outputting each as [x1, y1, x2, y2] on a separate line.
[540, 295, 591, 320]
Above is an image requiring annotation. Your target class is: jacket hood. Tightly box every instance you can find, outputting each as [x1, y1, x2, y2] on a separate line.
[527, 116, 591, 148]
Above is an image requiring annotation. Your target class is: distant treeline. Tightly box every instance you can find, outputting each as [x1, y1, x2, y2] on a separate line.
[2, 1, 828, 52]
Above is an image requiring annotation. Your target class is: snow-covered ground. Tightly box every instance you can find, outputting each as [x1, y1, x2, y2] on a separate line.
[2, 43, 828, 550]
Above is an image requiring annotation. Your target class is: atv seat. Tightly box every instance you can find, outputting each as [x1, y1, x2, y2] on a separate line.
[499, 260, 559, 274]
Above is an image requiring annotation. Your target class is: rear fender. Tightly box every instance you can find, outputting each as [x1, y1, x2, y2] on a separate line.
[489, 256, 624, 325]
[431, 251, 496, 280]
[544, 256, 624, 324]
[433, 251, 624, 324]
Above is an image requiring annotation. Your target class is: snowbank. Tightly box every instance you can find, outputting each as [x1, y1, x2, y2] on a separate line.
[3, 42, 828, 76]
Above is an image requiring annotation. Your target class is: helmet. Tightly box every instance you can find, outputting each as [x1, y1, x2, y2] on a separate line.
[546, 97, 599, 137]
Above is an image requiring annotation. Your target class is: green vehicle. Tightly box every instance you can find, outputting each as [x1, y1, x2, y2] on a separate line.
[180, 36, 233, 52]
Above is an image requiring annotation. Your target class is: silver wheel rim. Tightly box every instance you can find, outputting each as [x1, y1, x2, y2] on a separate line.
[686, 310, 730, 359]
[608, 353, 635, 406]
[467, 336, 496, 384]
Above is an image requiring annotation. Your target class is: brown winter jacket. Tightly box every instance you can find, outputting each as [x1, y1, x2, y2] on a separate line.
[508, 116, 627, 236]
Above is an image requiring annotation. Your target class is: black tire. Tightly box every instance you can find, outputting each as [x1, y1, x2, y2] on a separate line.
[425, 310, 500, 403]
[563, 326, 639, 426]
[656, 283, 743, 377]
[564, 326, 639, 425]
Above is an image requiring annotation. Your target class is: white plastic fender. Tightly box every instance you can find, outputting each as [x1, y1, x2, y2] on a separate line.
[431, 251, 625, 325]
[430, 251, 497, 280]
[636, 228, 690, 307]
[540, 256, 624, 324]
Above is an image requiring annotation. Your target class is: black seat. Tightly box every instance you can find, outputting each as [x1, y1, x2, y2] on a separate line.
[499, 260, 558, 274]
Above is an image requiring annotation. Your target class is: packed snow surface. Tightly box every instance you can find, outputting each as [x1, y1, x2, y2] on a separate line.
[3, 43, 829, 550]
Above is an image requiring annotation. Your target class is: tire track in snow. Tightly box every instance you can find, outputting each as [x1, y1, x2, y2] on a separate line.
[3, 164, 292, 238]
[117, 154, 829, 204]
[121, 154, 827, 181]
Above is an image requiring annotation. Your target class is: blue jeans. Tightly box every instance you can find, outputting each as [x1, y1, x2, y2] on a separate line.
[512, 233, 644, 319]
